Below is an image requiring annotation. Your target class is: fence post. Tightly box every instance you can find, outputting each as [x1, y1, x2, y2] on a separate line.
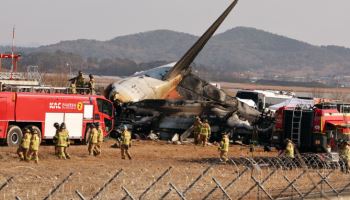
[203, 167, 250, 200]
[75, 190, 87, 200]
[121, 186, 136, 200]
[182, 165, 212, 195]
[237, 169, 276, 200]
[303, 169, 333, 199]
[0, 177, 13, 192]
[275, 170, 306, 199]
[91, 169, 123, 200]
[43, 172, 73, 200]
[212, 177, 232, 200]
[139, 166, 172, 199]
[169, 183, 186, 200]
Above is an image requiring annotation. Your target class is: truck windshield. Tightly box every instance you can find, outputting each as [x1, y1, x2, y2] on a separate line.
[97, 98, 113, 117]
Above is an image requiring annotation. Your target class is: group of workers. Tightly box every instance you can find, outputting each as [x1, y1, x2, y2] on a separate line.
[16, 121, 133, 162]
[53, 122, 71, 159]
[14, 115, 350, 170]
[70, 71, 95, 95]
[87, 123, 104, 156]
[193, 116, 212, 146]
[16, 127, 40, 163]
[193, 116, 229, 162]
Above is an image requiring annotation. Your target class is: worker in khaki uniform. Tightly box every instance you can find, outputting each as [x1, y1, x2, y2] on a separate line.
[120, 125, 132, 160]
[61, 123, 71, 159]
[280, 139, 295, 170]
[218, 133, 229, 162]
[199, 119, 211, 146]
[70, 79, 77, 94]
[340, 141, 350, 173]
[285, 139, 295, 159]
[95, 122, 104, 156]
[88, 74, 96, 95]
[76, 71, 85, 94]
[28, 129, 40, 164]
[88, 124, 98, 156]
[193, 116, 202, 145]
[57, 123, 69, 159]
[17, 128, 32, 161]
[53, 122, 60, 155]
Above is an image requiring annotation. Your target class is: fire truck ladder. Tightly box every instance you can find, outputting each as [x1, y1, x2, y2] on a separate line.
[291, 107, 303, 146]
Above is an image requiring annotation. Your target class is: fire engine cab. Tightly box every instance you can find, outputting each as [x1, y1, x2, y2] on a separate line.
[0, 91, 114, 146]
[272, 102, 350, 152]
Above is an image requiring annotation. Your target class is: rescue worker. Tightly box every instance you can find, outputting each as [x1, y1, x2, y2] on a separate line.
[17, 128, 32, 161]
[76, 71, 85, 94]
[280, 139, 295, 170]
[340, 141, 350, 173]
[61, 123, 71, 159]
[285, 139, 295, 159]
[88, 74, 96, 95]
[88, 123, 98, 156]
[120, 125, 132, 160]
[53, 122, 60, 155]
[193, 116, 202, 145]
[70, 79, 77, 94]
[218, 133, 229, 163]
[28, 129, 40, 164]
[57, 123, 70, 159]
[95, 122, 104, 156]
[199, 119, 211, 146]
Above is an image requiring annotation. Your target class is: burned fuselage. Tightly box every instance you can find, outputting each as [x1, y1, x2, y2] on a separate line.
[106, 0, 270, 141]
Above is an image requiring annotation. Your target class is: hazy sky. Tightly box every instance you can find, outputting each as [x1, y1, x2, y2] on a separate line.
[0, 0, 349, 47]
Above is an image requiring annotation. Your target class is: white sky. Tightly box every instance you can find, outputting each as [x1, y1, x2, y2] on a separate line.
[0, 0, 349, 47]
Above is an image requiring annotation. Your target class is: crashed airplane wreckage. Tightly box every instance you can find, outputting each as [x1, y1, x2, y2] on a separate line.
[105, 0, 271, 141]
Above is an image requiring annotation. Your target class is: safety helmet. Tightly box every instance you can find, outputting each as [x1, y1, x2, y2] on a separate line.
[60, 122, 66, 129]
[53, 122, 60, 128]
[122, 125, 128, 131]
[23, 128, 30, 133]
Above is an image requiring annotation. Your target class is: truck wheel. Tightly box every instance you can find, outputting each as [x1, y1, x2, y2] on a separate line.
[7, 125, 23, 146]
[25, 125, 42, 143]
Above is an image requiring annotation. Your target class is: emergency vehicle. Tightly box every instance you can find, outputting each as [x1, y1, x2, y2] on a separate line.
[0, 91, 114, 146]
[272, 102, 350, 152]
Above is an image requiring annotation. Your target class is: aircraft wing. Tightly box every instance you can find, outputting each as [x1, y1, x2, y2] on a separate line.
[164, 0, 239, 80]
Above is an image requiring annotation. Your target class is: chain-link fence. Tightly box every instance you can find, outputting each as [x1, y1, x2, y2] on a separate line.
[1, 154, 350, 200]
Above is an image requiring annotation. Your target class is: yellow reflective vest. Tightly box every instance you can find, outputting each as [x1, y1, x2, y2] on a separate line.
[285, 142, 294, 158]
[57, 129, 69, 147]
[89, 128, 99, 144]
[219, 137, 229, 152]
[30, 134, 40, 151]
[21, 132, 32, 149]
[97, 127, 103, 142]
[121, 130, 131, 146]
[340, 146, 350, 161]
[200, 123, 211, 136]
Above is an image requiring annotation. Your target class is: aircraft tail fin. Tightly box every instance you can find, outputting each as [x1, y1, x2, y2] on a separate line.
[164, 0, 239, 80]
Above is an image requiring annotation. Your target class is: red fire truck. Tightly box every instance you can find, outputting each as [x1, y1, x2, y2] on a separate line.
[0, 92, 114, 146]
[272, 102, 350, 152]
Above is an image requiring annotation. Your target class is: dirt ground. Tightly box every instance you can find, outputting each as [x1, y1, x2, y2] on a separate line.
[0, 139, 280, 200]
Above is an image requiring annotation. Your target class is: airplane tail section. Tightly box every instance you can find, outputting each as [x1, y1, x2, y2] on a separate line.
[164, 0, 239, 80]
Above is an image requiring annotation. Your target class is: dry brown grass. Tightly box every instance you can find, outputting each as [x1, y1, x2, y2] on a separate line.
[0, 141, 349, 199]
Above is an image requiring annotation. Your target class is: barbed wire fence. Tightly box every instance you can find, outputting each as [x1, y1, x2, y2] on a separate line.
[1, 154, 350, 200]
